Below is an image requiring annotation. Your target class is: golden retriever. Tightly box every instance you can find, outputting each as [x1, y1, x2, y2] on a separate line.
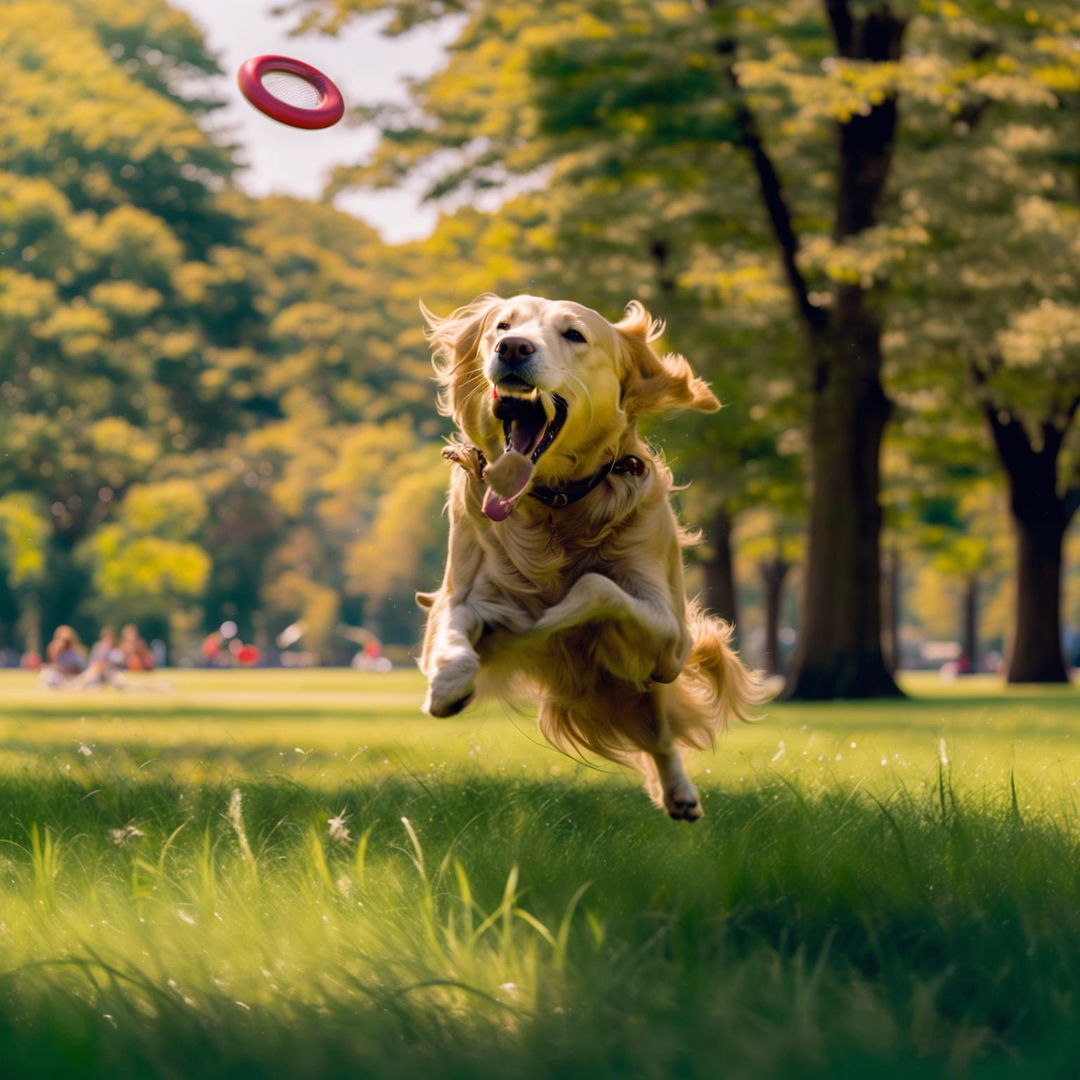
[416, 294, 762, 820]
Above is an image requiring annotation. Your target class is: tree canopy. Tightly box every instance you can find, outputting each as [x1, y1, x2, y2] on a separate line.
[0, 0, 1075, 685]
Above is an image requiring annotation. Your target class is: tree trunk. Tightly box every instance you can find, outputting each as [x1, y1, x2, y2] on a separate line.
[20, 591, 41, 657]
[782, 319, 901, 698]
[760, 555, 791, 676]
[976, 391, 1077, 685]
[702, 506, 739, 637]
[959, 573, 979, 675]
[881, 542, 902, 675]
[722, 2, 906, 699]
[1009, 517, 1067, 682]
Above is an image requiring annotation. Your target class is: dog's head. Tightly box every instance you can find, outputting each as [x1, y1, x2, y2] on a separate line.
[423, 294, 718, 519]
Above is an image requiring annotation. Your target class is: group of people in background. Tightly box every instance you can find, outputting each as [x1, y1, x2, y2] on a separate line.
[40, 624, 156, 691]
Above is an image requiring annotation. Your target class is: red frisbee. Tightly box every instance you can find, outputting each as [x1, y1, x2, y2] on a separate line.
[237, 55, 345, 130]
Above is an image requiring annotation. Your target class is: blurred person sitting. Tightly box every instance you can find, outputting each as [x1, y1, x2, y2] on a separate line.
[120, 623, 155, 671]
[39, 625, 87, 689]
[75, 626, 129, 689]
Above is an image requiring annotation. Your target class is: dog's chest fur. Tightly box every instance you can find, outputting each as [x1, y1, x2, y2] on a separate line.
[464, 469, 668, 612]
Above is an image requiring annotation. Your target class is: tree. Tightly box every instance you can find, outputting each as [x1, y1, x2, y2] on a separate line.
[0, 494, 51, 653]
[0, 0, 282, 637]
[914, 484, 1010, 674]
[342, 446, 450, 641]
[291, 0, 1080, 692]
[886, 3, 1080, 682]
[282, 0, 909, 696]
[77, 479, 211, 639]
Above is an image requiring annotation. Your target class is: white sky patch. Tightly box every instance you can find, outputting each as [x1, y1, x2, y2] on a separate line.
[172, 0, 459, 242]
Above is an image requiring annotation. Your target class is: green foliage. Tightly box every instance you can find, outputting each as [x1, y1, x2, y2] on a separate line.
[0, 1, 455, 644]
[0, 493, 50, 589]
[0, 0, 258, 587]
[77, 480, 211, 624]
[294, 0, 1079, 678]
[87, 530, 210, 604]
[2, 0, 1076, 664]
[120, 479, 207, 540]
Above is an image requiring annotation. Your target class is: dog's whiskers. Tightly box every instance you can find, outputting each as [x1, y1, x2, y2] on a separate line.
[456, 368, 493, 401]
[564, 370, 595, 425]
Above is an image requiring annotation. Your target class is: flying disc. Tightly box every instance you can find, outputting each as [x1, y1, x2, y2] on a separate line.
[237, 55, 345, 130]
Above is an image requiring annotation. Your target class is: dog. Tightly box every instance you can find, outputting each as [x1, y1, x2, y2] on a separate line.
[416, 294, 762, 821]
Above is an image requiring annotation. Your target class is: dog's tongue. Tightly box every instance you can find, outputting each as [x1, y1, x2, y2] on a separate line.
[481, 487, 516, 521]
[508, 418, 535, 456]
[481, 448, 535, 521]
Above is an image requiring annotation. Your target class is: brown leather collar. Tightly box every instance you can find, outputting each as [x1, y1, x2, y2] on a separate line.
[442, 444, 648, 510]
[529, 454, 647, 509]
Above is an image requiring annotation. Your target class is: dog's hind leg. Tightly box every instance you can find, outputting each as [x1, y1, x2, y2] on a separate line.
[645, 683, 702, 822]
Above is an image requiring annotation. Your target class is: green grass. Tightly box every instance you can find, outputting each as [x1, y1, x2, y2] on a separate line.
[1, 669, 1079, 1078]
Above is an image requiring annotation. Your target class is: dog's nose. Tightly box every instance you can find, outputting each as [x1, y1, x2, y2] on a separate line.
[495, 336, 536, 367]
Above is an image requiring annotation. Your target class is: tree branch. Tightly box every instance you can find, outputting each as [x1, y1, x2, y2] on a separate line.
[824, 0, 854, 55]
[1064, 391, 1080, 428]
[973, 360, 1078, 525]
[719, 45, 828, 337]
[1061, 393, 1080, 523]
[831, 5, 906, 240]
[971, 358, 1036, 481]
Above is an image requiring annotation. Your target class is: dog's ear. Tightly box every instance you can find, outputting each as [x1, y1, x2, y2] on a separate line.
[615, 300, 720, 416]
[420, 295, 503, 419]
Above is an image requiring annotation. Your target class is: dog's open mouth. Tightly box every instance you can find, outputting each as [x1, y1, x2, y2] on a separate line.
[481, 390, 568, 521]
[494, 388, 568, 462]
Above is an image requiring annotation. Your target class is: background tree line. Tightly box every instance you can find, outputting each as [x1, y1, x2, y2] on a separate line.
[0, 0, 1077, 692]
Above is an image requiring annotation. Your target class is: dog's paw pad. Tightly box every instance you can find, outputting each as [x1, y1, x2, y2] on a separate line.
[652, 650, 687, 685]
[667, 799, 703, 823]
[663, 782, 703, 822]
[653, 632, 691, 685]
[424, 659, 478, 718]
[438, 692, 473, 718]
[425, 688, 474, 718]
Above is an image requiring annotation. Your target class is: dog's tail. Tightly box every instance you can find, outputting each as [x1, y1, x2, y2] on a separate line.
[677, 600, 767, 743]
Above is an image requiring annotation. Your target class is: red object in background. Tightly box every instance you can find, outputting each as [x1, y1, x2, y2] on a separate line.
[202, 632, 222, 662]
[237, 55, 345, 130]
[236, 644, 261, 667]
[363, 640, 381, 659]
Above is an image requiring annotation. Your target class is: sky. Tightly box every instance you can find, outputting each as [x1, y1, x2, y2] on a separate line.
[172, 0, 458, 243]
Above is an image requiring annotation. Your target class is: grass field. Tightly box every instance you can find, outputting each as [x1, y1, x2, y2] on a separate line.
[1, 668, 1079, 1078]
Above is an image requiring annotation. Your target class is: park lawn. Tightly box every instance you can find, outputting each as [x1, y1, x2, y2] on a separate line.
[0, 668, 1078, 1078]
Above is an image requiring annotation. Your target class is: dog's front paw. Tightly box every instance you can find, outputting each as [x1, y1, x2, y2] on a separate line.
[651, 628, 692, 684]
[424, 654, 479, 718]
[531, 573, 619, 637]
[663, 775, 703, 822]
[650, 653, 683, 684]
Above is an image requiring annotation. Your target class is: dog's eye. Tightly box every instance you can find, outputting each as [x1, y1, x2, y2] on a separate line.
[496, 322, 510, 331]
[563, 328, 586, 344]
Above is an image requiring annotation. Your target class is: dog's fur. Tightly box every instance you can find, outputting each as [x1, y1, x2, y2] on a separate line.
[417, 294, 762, 820]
